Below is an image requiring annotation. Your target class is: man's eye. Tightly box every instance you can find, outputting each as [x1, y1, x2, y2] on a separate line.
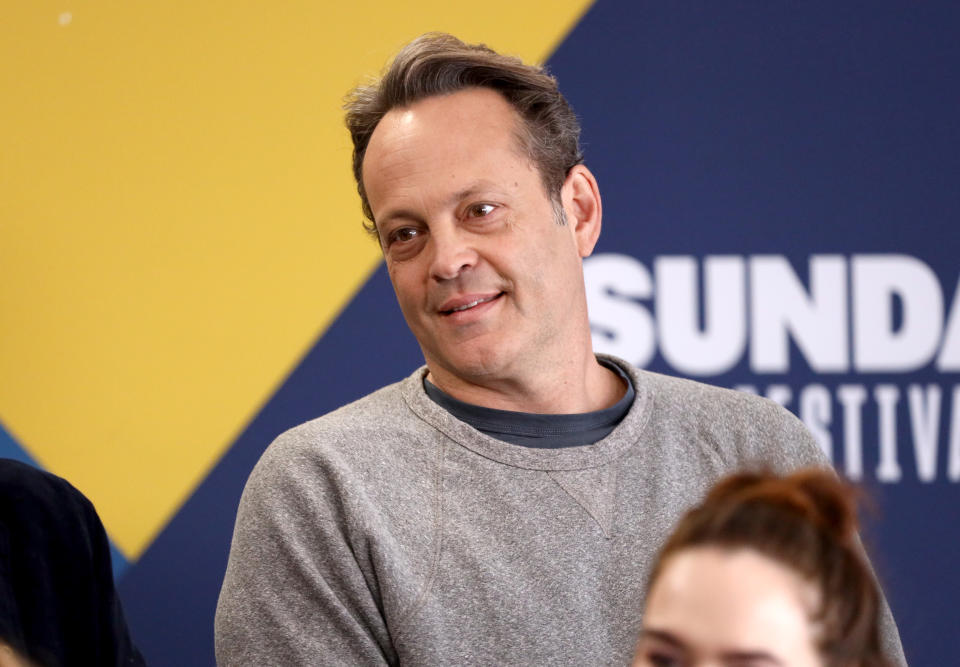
[389, 227, 420, 244]
[467, 203, 496, 218]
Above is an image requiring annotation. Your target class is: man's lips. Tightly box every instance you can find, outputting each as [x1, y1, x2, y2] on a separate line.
[438, 292, 503, 314]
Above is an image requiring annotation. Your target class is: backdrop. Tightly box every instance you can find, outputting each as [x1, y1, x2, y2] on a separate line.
[2, 1, 957, 664]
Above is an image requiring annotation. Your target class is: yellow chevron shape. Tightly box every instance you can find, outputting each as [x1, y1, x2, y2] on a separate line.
[0, 1, 595, 558]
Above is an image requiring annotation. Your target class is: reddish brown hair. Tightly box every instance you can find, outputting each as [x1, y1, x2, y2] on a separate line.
[648, 468, 888, 667]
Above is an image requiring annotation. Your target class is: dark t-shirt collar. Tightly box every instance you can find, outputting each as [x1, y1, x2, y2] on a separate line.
[423, 361, 635, 448]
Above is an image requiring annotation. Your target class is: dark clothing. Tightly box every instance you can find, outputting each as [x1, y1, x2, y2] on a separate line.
[0, 459, 145, 666]
[423, 361, 635, 448]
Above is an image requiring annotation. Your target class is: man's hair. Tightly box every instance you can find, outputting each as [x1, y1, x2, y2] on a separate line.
[647, 468, 889, 667]
[344, 32, 584, 235]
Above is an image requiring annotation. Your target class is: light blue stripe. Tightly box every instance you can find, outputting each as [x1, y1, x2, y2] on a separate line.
[109, 539, 130, 579]
[0, 419, 37, 466]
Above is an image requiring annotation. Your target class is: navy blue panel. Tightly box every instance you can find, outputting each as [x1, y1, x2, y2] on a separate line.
[118, 264, 418, 666]
[557, 1, 958, 262]
[549, 2, 959, 664]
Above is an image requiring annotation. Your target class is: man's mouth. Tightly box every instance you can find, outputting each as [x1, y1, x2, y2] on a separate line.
[440, 293, 503, 314]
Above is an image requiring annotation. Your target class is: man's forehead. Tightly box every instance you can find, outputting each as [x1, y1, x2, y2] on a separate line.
[370, 89, 523, 153]
[362, 88, 531, 186]
[363, 88, 527, 181]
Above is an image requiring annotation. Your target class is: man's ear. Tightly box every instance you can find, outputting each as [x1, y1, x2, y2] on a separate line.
[561, 164, 603, 258]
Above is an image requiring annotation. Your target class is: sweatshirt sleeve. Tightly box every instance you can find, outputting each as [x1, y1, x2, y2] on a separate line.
[214, 433, 396, 666]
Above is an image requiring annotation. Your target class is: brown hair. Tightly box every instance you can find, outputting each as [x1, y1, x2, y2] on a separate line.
[344, 32, 584, 235]
[648, 468, 888, 667]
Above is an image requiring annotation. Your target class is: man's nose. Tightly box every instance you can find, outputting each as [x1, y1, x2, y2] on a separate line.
[429, 227, 478, 281]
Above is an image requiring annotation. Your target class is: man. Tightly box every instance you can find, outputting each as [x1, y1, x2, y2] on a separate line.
[215, 33, 904, 665]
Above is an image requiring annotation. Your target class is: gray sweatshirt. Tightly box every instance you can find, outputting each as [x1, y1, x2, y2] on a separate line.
[215, 356, 905, 665]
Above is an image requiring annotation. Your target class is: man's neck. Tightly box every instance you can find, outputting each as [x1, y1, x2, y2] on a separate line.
[424, 353, 626, 414]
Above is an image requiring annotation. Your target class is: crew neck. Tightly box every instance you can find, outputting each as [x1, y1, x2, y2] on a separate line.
[423, 362, 635, 448]
[401, 355, 653, 471]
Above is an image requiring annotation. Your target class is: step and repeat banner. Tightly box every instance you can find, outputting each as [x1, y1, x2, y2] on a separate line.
[3, 2, 956, 664]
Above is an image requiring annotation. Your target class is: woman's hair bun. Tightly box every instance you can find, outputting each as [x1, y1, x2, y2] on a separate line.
[701, 468, 859, 546]
[648, 466, 887, 667]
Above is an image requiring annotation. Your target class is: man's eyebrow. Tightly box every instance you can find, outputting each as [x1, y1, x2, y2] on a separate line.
[446, 181, 502, 206]
[378, 181, 506, 225]
[377, 207, 423, 226]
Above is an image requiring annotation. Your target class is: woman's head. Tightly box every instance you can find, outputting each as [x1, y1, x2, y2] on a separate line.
[634, 468, 887, 667]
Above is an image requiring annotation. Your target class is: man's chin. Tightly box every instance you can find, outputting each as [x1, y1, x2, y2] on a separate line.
[425, 347, 513, 385]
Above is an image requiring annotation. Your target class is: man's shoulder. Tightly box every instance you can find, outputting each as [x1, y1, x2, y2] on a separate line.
[637, 367, 793, 424]
[609, 355, 795, 423]
[285, 377, 411, 440]
[607, 357, 823, 469]
[252, 370, 436, 479]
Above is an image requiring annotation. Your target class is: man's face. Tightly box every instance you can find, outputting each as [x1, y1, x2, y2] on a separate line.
[362, 87, 596, 389]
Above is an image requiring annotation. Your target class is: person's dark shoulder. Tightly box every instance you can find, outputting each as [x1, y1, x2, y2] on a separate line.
[0, 458, 98, 531]
[0, 459, 147, 667]
[0, 457, 75, 495]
